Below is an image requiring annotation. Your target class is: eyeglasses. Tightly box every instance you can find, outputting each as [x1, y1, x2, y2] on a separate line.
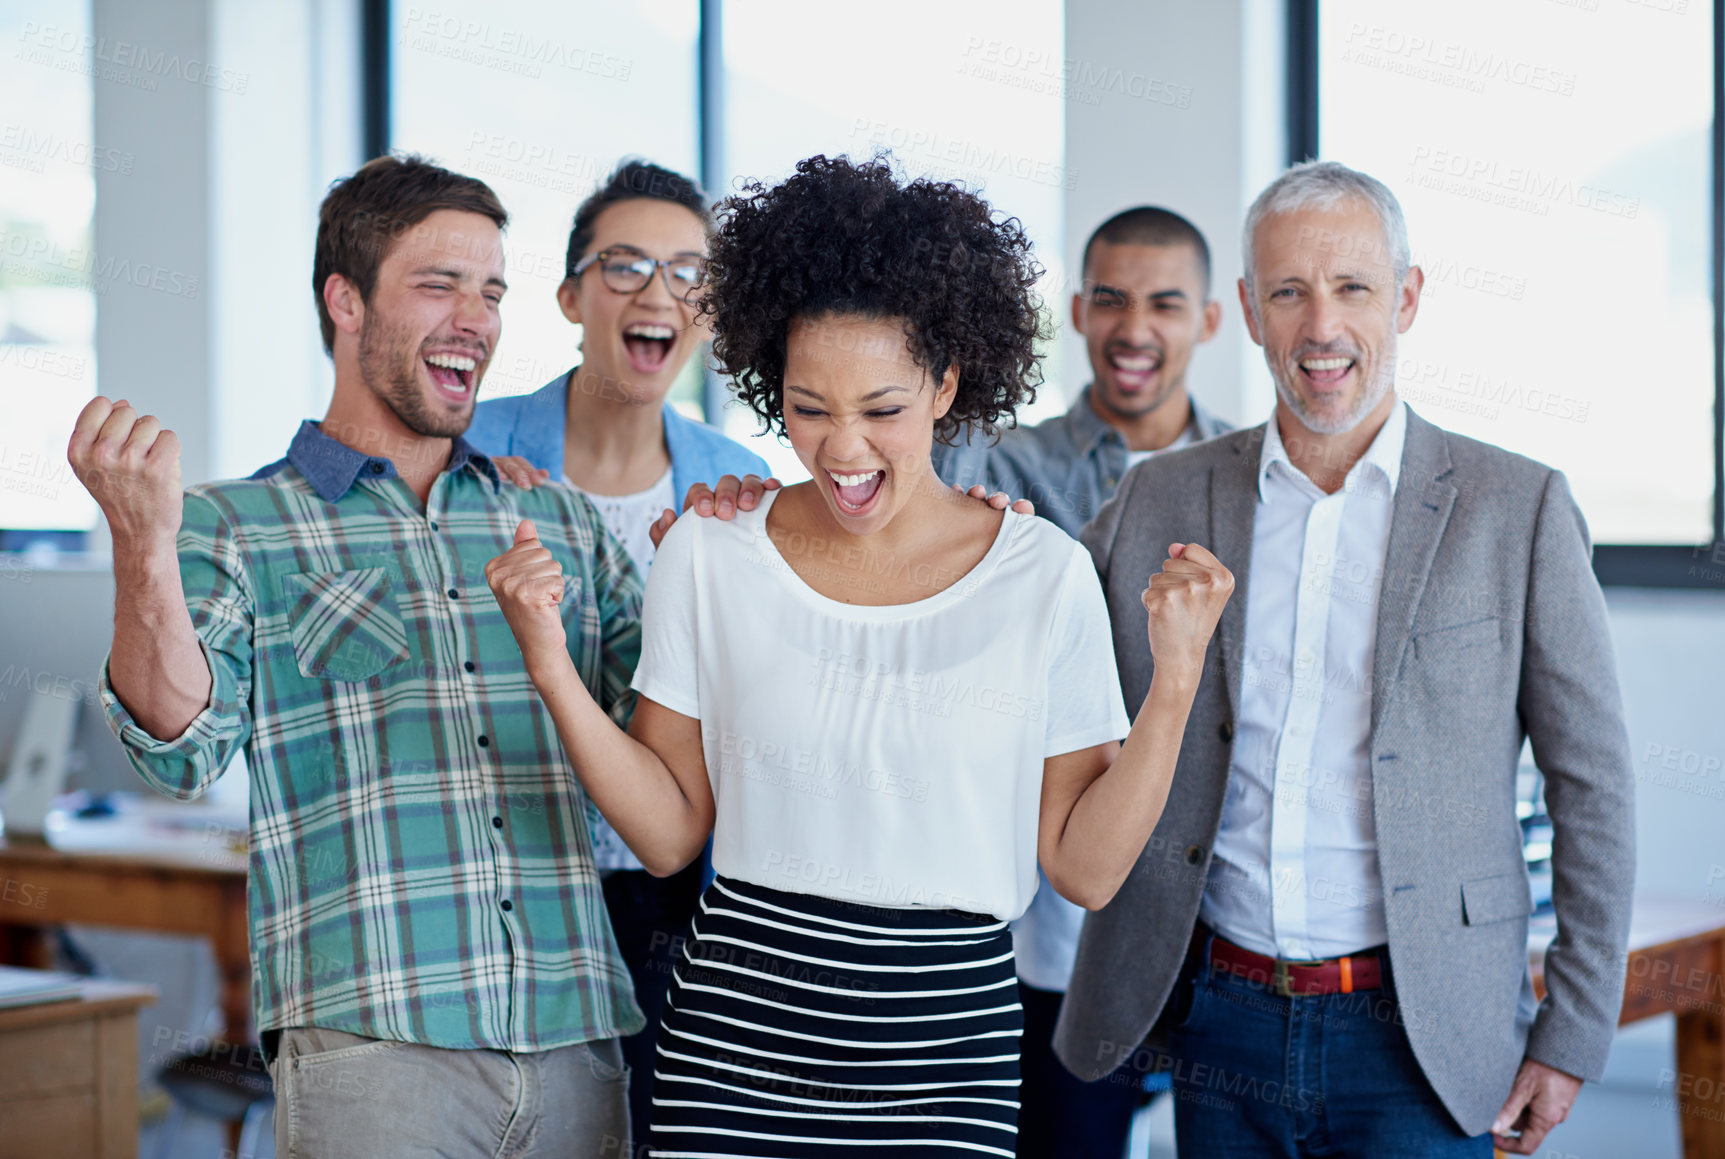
[570, 247, 708, 302]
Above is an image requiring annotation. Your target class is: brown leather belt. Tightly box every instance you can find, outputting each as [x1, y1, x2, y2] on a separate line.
[1209, 933, 1384, 998]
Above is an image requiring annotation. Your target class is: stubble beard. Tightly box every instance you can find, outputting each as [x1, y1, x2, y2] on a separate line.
[1096, 352, 1182, 422]
[1271, 333, 1396, 437]
[358, 314, 474, 439]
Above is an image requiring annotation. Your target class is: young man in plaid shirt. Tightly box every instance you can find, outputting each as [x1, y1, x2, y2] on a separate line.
[70, 155, 642, 1158]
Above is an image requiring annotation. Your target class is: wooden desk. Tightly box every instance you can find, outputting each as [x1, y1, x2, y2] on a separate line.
[0, 979, 157, 1159]
[1530, 896, 1725, 1158]
[0, 841, 249, 1054]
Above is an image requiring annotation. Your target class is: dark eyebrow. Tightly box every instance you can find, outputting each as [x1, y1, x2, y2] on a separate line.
[784, 384, 911, 403]
[602, 245, 705, 261]
[1091, 284, 1190, 304]
[860, 386, 910, 402]
[410, 264, 507, 294]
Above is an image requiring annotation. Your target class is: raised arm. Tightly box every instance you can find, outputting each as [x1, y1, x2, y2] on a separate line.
[1038, 542, 1232, 910]
[68, 397, 211, 739]
[486, 519, 714, 876]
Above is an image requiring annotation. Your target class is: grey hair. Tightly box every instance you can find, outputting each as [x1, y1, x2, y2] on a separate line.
[1240, 160, 1410, 298]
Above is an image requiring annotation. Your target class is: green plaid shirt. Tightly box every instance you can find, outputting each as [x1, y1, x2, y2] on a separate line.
[99, 420, 646, 1051]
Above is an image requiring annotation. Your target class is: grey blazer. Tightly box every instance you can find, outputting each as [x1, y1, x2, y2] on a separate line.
[1053, 408, 1636, 1136]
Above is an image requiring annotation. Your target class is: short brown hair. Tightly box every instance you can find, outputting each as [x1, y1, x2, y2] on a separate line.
[312, 154, 508, 354]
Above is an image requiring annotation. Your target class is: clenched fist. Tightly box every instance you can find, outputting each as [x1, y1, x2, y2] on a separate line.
[66, 396, 184, 551]
[1141, 543, 1233, 681]
[485, 520, 569, 664]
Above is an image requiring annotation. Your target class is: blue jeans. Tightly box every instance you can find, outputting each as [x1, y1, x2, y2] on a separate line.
[1166, 932, 1491, 1158]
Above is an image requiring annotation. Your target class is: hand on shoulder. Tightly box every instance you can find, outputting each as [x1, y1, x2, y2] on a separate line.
[950, 482, 1034, 517]
[649, 473, 782, 549]
[493, 455, 552, 490]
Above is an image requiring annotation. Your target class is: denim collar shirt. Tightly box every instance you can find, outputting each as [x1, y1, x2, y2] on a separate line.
[465, 368, 771, 506]
[99, 420, 646, 1050]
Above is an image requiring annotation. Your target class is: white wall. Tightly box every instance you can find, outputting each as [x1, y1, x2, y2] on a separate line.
[1606, 588, 1725, 905]
[209, 0, 362, 481]
[90, 0, 361, 502]
[91, 0, 214, 493]
[1063, 0, 1286, 425]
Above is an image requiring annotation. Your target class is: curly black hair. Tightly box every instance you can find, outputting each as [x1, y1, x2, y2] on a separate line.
[699, 154, 1046, 443]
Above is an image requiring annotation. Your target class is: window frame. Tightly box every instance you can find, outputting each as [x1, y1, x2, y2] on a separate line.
[1299, 0, 1725, 589]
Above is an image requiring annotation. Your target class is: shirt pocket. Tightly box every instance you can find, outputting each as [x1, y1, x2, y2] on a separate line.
[281, 567, 411, 682]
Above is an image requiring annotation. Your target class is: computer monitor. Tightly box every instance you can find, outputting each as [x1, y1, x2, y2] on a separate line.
[0, 555, 246, 812]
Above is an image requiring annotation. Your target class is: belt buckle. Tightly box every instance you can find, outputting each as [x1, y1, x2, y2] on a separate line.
[1273, 957, 1325, 998]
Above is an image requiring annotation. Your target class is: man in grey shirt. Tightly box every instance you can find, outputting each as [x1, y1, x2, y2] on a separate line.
[934, 206, 1231, 1159]
[937, 207, 1230, 535]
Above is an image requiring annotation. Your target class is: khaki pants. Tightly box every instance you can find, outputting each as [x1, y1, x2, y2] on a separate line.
[268, 1026, 631, 1159]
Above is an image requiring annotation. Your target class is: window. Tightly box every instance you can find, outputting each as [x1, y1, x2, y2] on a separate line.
[390, 2, 702, 407]
[1317, 0, 1718, 576]
[717, 0, 1067, 482]
[388, 1, 1067, 485]
[0, 0, 100, 536]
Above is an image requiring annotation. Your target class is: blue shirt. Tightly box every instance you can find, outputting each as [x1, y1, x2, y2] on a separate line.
[467, 370, 770, 503]
[933, 385, 1231, 539]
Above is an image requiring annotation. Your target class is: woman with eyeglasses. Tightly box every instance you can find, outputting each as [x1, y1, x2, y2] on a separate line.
[485, 154, 1234, 1156]
[465, 158, 772, 1152]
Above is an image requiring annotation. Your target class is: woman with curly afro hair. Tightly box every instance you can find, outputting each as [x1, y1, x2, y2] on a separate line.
[486, 154, 1233, 1155]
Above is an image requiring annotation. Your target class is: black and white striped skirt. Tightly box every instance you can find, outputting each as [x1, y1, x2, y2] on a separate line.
[649, 876, 1023, 1158]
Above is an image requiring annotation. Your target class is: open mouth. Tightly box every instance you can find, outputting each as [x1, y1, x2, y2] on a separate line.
[1297, 355, 1356, 390]
[622, 322, 676, 375]
[424, 351, 478, 403]
[1106, 347, 1162, 393]
[826, 468, 885, 516]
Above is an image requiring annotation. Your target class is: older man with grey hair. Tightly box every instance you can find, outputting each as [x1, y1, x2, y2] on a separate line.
[1054, 160, 1634, 1156]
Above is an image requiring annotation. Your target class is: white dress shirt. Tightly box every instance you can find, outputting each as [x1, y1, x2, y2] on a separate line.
[1200, 401, 1407, 960]
[1122, 420, 1197, 473]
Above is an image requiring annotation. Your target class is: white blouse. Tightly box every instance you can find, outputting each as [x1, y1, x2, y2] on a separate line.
[630, 490, 1131, 920]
